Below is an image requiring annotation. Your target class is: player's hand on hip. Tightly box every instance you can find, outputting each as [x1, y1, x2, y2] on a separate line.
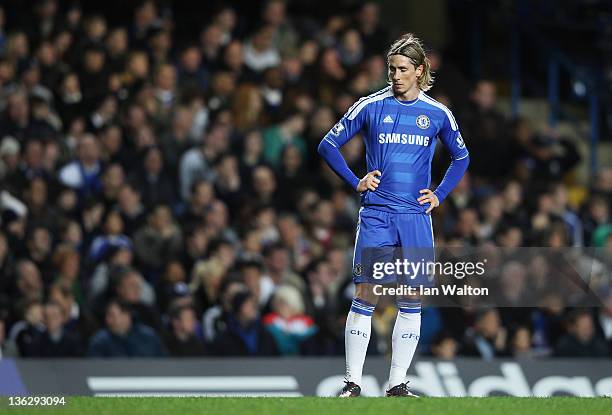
[357, 170, 381, 192]
[418, 188, 439, 214]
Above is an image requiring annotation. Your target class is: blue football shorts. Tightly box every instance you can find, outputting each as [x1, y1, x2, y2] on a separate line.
[352, 206, 434, 285]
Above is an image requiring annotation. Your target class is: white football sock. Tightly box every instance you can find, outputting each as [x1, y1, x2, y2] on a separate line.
[344, 298, 375, 386]
[388, 301, 421, 388]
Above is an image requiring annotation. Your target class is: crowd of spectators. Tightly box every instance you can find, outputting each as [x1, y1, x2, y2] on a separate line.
[0, 0, 610, 360]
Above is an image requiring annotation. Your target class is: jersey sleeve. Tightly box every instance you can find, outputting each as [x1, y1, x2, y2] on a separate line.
[438, 109, 469, 160]
[317, 100, 369, 190]
[433, 108, 470, 204]
[322, 102, 368, 148]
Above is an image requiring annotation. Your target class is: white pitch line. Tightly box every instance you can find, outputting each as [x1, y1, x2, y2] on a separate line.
[94, 392, 303, 397]
[88, 376, 299, 391]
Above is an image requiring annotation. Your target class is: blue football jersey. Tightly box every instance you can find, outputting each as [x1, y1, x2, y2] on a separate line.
[323, 86, 469, 214]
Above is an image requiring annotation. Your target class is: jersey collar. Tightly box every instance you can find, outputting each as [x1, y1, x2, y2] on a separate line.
[393, 91, 422, 106]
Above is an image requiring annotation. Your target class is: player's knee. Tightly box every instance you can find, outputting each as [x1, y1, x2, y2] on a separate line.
[355, 283, 380, 306]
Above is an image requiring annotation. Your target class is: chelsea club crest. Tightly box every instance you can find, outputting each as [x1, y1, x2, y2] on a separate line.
[416, 115, 430, 129]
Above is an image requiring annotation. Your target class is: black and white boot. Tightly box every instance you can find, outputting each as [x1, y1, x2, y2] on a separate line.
[385, 382, 419, 397]
[338, 381, 361, 397]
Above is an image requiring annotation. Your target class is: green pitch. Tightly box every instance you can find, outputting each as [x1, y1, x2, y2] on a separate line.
[2, 397, 611, 415]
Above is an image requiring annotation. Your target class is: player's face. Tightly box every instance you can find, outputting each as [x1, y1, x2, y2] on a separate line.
[388, 54, 423, 97]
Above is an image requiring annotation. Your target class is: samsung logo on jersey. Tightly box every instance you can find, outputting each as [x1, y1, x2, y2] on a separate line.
[378, 133, 430, 146]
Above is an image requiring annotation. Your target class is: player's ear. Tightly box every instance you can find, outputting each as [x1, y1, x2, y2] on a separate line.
[415, 64, 424, 78]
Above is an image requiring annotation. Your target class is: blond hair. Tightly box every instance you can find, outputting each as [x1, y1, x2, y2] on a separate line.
[190, 258, 226, 301]
[272, 285, 305, 315]
[386, 33, 434, 92]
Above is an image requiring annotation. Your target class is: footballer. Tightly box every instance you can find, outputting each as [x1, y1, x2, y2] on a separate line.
[318, 33, 470, 397]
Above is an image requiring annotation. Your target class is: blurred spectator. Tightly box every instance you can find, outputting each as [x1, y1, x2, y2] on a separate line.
[88, 208, 132, 263]
[177, 45, 208, 95]
[478, 195, 504, 241]
[263, 243, 304, 293]
[232, 84, 264, 132]
[105, 27, 128, 74]
[262, 0, 298, 55]
[51, 244, 82, 303]
[79, 46, 108, 109]
[0, 89, 35, 141]
[430, 331, 458, 359]
[263, 285, 318, 355]
[151, 63, 176, 125]
[159, 107, 194, 173]
[110, 268, 161, 333]
[355, 2, 387, 57]
[461, 308, 509, 359]
[178, 125, 223, 201]
[131, 1, 159, 47]
[179, 224, 209, 274]
[509, 326, 537, 358]
[550, 182, 583, 246]
[261, 66, 284, 117]
[58, 134, 103, 200]
[48, 282, 98, 348]
[164, 304, 206, 357]
[25, 225, 53, 284]
[302, 257, 338, 328]
[101, 163, 125, 208]
[531, 294, 565, 355]
[189, 257, 227, 314]
[56, 73, 83, 128]
[515, 122, 580, 183]
[250, 165, 279, 206]
[0, 136, 20, 180]
[87, 95, 118, 133]
[116, 183, 146, 235]
[200, 23, 224, 66]
[14, 259, 44, 307]
[237, 257, 274, 308]
[133, 204, 182, 276]
[213, 153, 242, 213]
[213, 6, 237, 47]
[10, 300, 45, 357]
[337, 29, 363, 67]
[29, 302, 82, 357]
[582, 195, 609, 246]
[88, 300, 166, 357]
[277, 213, 313, 272]
[554, 310, 609, 358]
[211, 289, 279, 356]
[262, 112, 306, 167]
[202, 278, 247, 343]
[460, 80, 516, 180]
[148, 29, 172, 68]
[243, 25, 280, 73]
[156, 260, 189, 313]
[317, 48, 347, 105]
[88, 245, 135, 304]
